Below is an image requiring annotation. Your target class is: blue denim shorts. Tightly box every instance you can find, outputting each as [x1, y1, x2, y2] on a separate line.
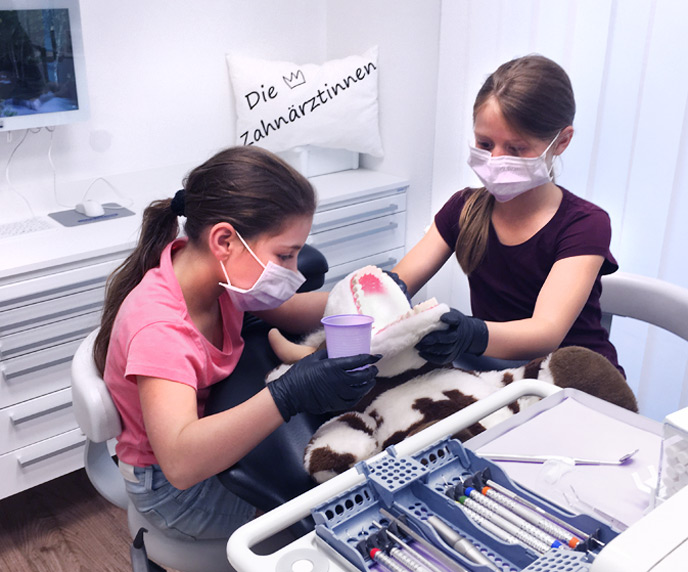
[124, 464, 255, 541]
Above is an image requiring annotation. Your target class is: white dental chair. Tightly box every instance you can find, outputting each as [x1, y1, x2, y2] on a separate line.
[600, 271, 688, 341]
[71, 329, 233, 572]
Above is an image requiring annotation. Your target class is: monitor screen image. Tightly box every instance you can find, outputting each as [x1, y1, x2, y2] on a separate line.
[0, 1, 88, 131]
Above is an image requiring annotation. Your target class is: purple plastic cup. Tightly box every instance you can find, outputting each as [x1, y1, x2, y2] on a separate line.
[321, 314, 374, 358]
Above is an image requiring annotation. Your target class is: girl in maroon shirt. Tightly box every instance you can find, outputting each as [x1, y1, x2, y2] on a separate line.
[394, 55, 623, 374]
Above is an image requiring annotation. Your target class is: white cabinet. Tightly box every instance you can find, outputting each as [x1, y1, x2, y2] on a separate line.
[0, 168, 408, 499]
[309, 169, 408, 290]
[0, 250, 130, 498]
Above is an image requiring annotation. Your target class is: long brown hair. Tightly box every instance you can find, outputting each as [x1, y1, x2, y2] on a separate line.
[456, 54, 576, 274]
[93, 146, 316, 374]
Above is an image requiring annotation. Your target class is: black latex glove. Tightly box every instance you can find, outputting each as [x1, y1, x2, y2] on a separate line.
[415, 308, 489, 365]
[383, 270, 412, 303]
[267, 349, 380, 422]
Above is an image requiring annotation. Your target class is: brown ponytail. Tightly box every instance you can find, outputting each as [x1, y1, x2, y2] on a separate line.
[455, 188, 494, 275]
[93, 146, 315, 375]
[93, 201, 180, 375]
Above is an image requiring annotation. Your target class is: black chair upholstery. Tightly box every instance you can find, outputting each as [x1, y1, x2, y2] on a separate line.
[205, 244, 330, 534]
[296, 243, 329, 293]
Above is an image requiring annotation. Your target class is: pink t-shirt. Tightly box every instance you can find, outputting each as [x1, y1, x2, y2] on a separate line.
[104, 239, 245, 466]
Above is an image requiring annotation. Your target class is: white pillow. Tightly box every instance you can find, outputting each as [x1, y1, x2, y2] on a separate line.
[227, 47, 383, 157]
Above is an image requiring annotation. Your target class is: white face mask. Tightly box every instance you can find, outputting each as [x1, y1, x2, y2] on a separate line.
[467, 134, 560, 202]
[219, 232, 306, 312]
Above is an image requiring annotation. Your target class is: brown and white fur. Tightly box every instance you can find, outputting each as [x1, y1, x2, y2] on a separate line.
[266, 266, 638, 483]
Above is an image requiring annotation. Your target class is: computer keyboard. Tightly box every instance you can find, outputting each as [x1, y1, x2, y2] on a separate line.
[0, 216, 55, 238]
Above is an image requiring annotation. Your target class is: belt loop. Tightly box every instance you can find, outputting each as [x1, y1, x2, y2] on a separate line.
[118, 460, 139, 484]
[144, 465, 154, 490]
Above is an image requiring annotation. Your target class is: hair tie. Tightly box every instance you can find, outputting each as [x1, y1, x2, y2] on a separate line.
[171, 189, 185, 217]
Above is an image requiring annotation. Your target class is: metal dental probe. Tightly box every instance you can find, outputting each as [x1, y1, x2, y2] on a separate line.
[379, 507, 469, 572]
[372, 520, 446, 572]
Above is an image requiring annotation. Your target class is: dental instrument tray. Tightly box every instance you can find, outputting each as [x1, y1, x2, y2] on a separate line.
[312, 437, 619, 572]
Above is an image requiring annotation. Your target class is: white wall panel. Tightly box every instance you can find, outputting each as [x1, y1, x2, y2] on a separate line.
[616, 1, 688, 278]
[586, 0, 653, 243]
[560, 0, 613, 201]
[496, 1, 538, 57]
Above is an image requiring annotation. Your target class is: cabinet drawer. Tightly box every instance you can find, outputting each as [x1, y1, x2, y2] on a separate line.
[0, 338, 80, 408]
[321, 247, 406, 291]
[311, 193, 406, 234]
[0, 388, 77, 455]
[308, 212, 406, 268]
[1, 285, 105, 335]
[0, 428, 86, 499]
[1, 310, 100, 360]
[0, 256, 122, 311]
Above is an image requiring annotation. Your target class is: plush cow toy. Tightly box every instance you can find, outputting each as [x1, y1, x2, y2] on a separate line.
[267, 266, 638, 483]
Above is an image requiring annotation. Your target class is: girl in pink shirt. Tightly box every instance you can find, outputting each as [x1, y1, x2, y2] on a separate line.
[94, 146, 379, 540]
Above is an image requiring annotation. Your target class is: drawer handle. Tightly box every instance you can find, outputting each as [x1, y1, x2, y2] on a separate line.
[17, 434, 86, 467]
[10, 399, 73, 425]
[323, 257, 398, 285]
[1, 354, 74, 382]
[311, 204, 399, 233]
[311, 222, 399, 250]
[0, 339, 81, 382]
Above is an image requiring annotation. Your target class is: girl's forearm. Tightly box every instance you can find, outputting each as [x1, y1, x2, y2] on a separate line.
[252, 291, 329, 333]
[483, 318, 566, 360]
[159, 388, 283, 490]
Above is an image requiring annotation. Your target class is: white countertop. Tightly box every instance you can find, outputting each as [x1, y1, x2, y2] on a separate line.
[0, 166, 408, 285]
[0, 164, 187, 284]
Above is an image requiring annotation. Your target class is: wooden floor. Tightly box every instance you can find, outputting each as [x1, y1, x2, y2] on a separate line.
[0, 469, 301, 571]
[0, 469, 141, 572]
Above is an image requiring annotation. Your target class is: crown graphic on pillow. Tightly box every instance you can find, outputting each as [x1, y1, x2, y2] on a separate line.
[283, 70, 306, 90]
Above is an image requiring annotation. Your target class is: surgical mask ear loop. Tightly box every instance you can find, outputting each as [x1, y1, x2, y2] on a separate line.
[543, 130, 563, 177]
[235, 231, 267, 270]
[550, 152, 563, 181]
[219, 258, 232, 287]
[219, 231, 266, 287]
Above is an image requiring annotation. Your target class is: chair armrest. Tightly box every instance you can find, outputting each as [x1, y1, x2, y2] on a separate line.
[601, 272, 688, 341]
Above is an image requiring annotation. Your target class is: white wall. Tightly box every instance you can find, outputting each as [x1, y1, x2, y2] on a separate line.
[2, 0, 441, 248]
[0, 0, 328, 215]
[324, 0, 442, 251]
[432, 0, 688, 421]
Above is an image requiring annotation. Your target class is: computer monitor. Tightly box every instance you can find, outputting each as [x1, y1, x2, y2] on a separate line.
[0, 0, 88, 131]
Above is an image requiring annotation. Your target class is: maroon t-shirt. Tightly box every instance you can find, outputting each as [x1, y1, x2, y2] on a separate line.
[435, 187, 623, 375]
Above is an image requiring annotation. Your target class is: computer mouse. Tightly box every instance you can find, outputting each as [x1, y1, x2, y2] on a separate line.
[75, 199, 105, 218]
